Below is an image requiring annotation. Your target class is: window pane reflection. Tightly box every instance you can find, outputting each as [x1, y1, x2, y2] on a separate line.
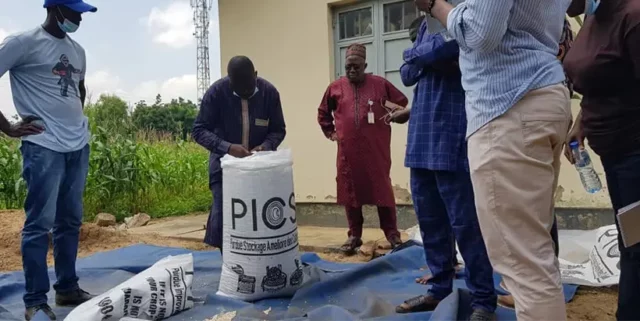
[384, 1, 419, 33]
[338, 8, 374, 40]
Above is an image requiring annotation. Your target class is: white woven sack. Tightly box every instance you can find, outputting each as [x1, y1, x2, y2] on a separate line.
[217, 149, 304, 301]
[65, 254, 194, 321]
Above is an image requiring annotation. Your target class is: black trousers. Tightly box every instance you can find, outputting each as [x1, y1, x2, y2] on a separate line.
[602, 151, 640, 321]
[204, 183, 223, 250]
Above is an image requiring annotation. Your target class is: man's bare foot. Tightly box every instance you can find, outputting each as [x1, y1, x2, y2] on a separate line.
[415, 274, 432, 284]
[499, 279, 508, 292]
[497, 294, 515, 309]
[415, 264, 463, 284]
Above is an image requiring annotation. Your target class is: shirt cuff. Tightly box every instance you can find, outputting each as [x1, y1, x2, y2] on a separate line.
[260, 142, 272, 151]
[216, 140, 232, 155]
[402, 48, 413, 63]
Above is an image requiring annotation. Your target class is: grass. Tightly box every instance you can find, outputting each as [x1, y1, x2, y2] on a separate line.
[0, 129, 211, 222]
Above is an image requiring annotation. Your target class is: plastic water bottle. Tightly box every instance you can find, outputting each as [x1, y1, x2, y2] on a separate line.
[569, 141, 602, 193]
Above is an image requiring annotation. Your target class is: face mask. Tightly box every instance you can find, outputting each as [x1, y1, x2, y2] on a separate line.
[57, 8, 79, 33]
[585, 0, 600, 16]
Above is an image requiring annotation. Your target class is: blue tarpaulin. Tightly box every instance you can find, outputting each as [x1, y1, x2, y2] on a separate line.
[0, 244, 578, 320]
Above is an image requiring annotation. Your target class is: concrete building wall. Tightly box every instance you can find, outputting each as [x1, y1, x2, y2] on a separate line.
[218, 0, 611, 208]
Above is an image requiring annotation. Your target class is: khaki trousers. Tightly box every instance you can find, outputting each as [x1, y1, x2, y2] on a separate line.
[468, 84, 571, 321]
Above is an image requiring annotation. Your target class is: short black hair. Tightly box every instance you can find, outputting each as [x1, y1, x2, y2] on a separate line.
[227, 56, 255, 76]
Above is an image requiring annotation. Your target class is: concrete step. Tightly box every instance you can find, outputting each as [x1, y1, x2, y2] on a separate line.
[293, 203, 616, 231]
[127, 214, 409, 253]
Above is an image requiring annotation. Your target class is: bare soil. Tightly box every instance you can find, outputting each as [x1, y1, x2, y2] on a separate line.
[0, 210, 617, 320]
[0, 210, 209, 272]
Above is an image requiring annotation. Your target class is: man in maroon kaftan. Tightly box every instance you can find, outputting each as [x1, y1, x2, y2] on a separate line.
[317, 43, 408, 254]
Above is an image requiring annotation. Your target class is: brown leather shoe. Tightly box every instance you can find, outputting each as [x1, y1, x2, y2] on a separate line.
[396, 294, 441, 313]
[339, 237, 363, 255]
[497, 279, 515, 309]
[389, 235, 403, 249]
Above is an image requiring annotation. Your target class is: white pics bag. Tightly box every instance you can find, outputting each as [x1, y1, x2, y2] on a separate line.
[65, 254, 194, 321]
[218, 149, 305, 301]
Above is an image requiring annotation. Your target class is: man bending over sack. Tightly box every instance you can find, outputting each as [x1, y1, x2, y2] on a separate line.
[192, 56, 287, 250]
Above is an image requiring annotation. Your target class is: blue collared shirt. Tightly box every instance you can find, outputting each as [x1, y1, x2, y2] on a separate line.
[446, 0, 569, 137]
[401, 21, 468, 172]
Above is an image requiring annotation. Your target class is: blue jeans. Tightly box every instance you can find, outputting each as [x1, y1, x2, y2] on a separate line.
[601, 151, 640, 321]
[20, 142, 89, 308]
[204, 182, 223, 249]
[410, 168, 497, 312]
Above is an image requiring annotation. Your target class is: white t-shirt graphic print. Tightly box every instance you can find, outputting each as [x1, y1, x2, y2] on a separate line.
[0, 27, 89, 153]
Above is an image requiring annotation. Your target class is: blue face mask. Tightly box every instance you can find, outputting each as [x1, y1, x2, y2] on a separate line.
[585, 0, 601, 16]
[57, 8, 79, 33]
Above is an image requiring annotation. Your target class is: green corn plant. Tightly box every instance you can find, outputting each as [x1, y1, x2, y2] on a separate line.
[0, 138, 26, 209]
[0, 94, 210, 220]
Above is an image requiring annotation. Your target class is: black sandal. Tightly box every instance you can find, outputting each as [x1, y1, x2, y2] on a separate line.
[396, 294, 441, 314]
[339, 237, 363, 255]
[388, 235, 403, 249]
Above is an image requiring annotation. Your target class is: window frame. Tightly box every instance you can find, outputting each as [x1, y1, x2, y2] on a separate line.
[334, 2, 377, 78]
[381, 0, 420, 36]
[332, 0, 415, 79]
[379, 0, 418, 75]
[336, 5, 376, 42]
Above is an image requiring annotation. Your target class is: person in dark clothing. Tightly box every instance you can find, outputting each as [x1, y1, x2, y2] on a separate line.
[564, 1, 640, 320]
[403, 14, 463, 285]
[192, 56, 287, 250]
[391, 14, 496, 320]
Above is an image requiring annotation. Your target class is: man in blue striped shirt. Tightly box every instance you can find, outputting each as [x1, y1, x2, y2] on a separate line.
[424, 0, 572, 320]
[391, 15, 496, 321]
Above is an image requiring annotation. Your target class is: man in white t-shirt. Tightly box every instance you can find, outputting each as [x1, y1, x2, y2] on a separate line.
[0, 0, 97, 319]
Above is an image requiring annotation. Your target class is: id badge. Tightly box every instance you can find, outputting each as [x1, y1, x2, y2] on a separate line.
[367, 99, 375, 124]
[367, 111, 375, 124]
